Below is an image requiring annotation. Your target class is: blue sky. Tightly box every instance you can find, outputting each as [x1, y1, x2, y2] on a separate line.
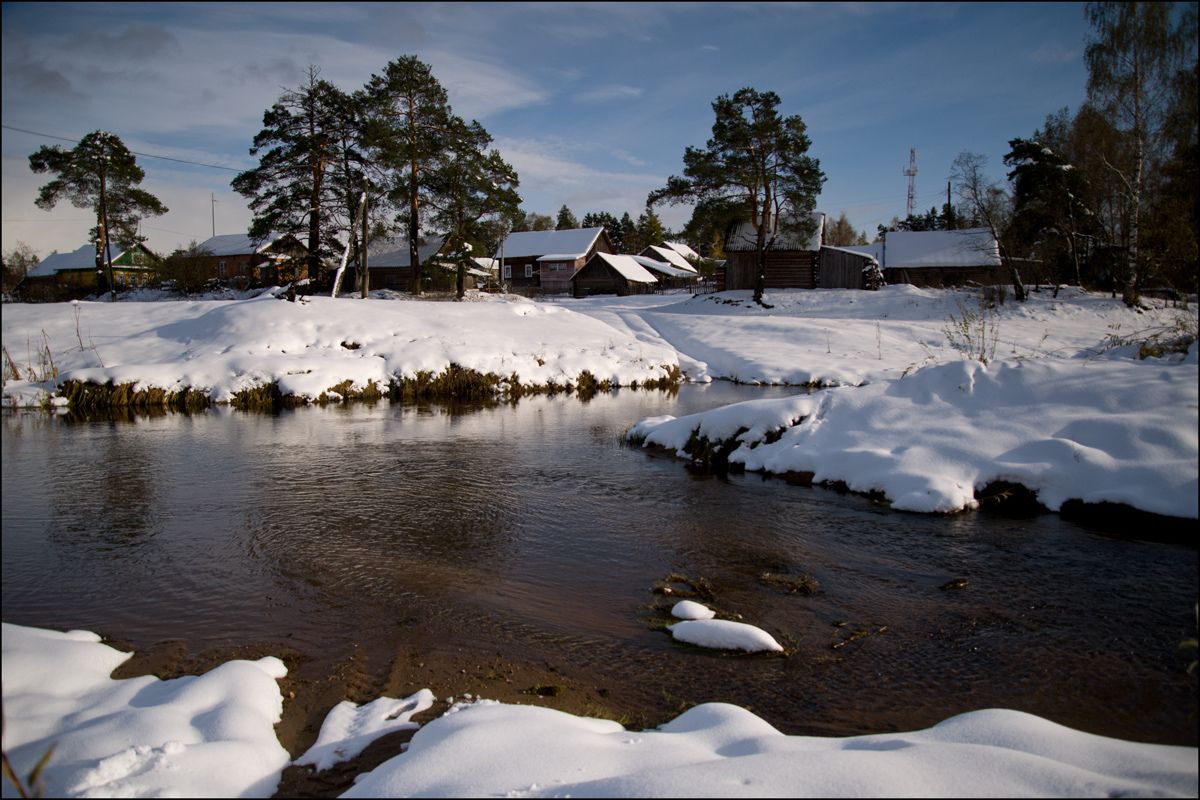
[2, 2, 1093, 259]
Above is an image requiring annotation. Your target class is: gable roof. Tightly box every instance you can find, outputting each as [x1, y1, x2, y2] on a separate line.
[498, 227, 605, 259]
[196, 232, 301, 257]
[584, 252, 658, 284]
[631, 254, 694, 279]
[365, 236, 447, 269]
[662, 241, 701, 261]
[27, 243, 127, 277]
[641, 245, 697, 273]
[725, 211, 825, 252]
[880, 228, 1000, 269]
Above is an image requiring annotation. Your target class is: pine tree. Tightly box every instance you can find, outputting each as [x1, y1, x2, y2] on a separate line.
[362, 56, 459, 295]
[232, 66, 353, 288]
[424, 118, 521, 298]
[555, 204, 578, 230]
[637, 206, 665, 247]
[30, 130, 167, 299]
[582, 211, 622, 250]
[649, 87, 824, 304]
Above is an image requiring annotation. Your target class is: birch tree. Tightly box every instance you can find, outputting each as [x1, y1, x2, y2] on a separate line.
[1084, 2, 1191, 305]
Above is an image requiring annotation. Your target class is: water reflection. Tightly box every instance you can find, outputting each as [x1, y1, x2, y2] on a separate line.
[2, 386, 1197, 747]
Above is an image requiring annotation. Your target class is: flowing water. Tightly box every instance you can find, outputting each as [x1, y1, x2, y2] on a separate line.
[2, 384, 1196, 746]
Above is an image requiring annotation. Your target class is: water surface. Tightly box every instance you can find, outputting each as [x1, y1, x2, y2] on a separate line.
[3, 384, 1196, 746]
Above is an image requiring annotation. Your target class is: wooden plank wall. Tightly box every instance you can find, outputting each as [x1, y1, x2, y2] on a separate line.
[817, 248, 867, 289]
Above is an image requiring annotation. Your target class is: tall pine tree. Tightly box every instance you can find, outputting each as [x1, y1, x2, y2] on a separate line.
[650, 88, 824, 304]
[30, 130, 167, 299]
[232, 66, 351, 288]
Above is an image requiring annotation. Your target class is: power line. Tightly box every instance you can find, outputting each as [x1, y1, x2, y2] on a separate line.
[2, 124, 244, 172]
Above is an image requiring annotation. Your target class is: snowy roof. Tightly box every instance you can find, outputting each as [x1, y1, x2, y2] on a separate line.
[725, 212, 825, 252]
[471, 257, 498, 271]
[641, 246, 697, 273]
[882, 228, 1001, 269]
[662, 241, 701, 261]
[196, 233, 298, 257]
[366, 236, 447, 269]
[27, 244, 115, 278]
[631, 254, 694, 279]
[498, 227, 604, 259]
[587, 252, 659, 284]
[537, 253, 587, 262]
[27, 243, 126, 277]
[823, 244, 880, 265]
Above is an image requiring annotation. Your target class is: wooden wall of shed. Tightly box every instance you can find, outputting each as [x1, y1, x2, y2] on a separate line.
[570, 260, 651, 297]
[817, 248, 867, 289]
[724, 251, 817, 289]
[883, 265, 1007, 288]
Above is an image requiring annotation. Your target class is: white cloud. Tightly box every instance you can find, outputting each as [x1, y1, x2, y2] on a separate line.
[573, 84, 644, 103]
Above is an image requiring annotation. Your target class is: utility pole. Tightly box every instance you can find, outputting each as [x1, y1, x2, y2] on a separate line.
[211, 193, 218, 238]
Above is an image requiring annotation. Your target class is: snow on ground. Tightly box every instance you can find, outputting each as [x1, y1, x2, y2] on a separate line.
[0, 623, 289, 799]
[295, 690, 435, 772]
[0, 290, 679, 407]
[668, 619, 785, 653]
[3, 623, 1195, 798]
[1, 287, 1197, 796]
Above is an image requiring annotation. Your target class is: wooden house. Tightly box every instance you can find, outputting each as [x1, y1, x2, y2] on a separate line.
[21, 242, 160, 300]
[495, 227, 613, 293]
[722, 212, 826, 290]
[570, 252, 659, 297]
[189, 233, 308, 287]
[838, 228, 1003, 287]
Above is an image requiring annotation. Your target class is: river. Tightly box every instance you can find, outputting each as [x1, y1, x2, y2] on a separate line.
[2, 383, 1196, 750]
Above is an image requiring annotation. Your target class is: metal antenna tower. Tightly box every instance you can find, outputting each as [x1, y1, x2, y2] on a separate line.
[903, 148, 918, 218]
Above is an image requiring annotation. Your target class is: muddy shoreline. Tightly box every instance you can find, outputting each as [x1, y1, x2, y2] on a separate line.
[107, 633, 692, 799]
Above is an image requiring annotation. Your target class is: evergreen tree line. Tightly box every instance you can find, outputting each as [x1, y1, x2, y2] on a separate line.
[230, 59, 521, 298]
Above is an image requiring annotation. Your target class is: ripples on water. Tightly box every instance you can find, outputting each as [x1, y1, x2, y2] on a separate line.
[2, 384, 1196, 745]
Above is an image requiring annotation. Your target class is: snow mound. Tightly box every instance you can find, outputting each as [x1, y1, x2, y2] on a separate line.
[671, 600, 716, 620]
[668, 619, 784, 652]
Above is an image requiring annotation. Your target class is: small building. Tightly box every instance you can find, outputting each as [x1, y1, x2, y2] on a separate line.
[356, 236, 446, 291]
[840, 228, 1003, 287]
[495, 227, 613, 292]
[631, 254, 696, 289]
[189, 233, 308, 287]
[22, 242, 160, 300]
[660, 241, 702, 262]
[570, 252, 659, 297]
[722, 212, 826, 290]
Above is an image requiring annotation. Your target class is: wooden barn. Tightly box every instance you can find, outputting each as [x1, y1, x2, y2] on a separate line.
[721, 212, 825, 290]
[839, 228, 1004, 288]
[636, 245, 698, 289]
[570, 253, 659, 297]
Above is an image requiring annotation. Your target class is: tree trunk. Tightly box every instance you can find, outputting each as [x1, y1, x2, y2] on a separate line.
[98, 166, 116, 301]
[360, 188, 370, 299]
[408, 156, 422, 296]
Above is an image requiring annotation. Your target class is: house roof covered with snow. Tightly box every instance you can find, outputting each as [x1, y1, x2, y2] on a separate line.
[641, 246, 697, 273]
[833, 242, 883, 264]
[28, 243, 129, 277]
[631, 255, 694, 279]
[586, 253, 658, 284]
[725, 212, 825, 252]
[498, 227, 605, 259]
[365, 236, 447, 269]
[662, 241, 701, 261]
[195, 233, 301, 257]
[880, 228, 1000, 269]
